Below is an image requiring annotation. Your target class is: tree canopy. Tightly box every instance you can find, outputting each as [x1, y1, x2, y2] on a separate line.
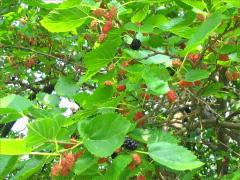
[0, 0, 240, 179]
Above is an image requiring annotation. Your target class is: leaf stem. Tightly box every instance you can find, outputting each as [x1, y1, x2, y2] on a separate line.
[30, 152, 59, 156]
[134, 150, 149, 155]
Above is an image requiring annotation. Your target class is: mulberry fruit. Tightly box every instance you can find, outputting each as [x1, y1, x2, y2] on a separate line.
[130, 39, 141, 50]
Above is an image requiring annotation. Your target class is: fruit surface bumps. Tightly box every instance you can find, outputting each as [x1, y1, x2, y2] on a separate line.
[123, 137, 138, 150]
[166, 90, 177, 103]
[130, 39, 141, 50]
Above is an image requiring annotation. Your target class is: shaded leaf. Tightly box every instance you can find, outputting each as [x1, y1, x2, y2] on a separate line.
[99, 154, 132, 180]
[185, 69, 210, 82]
[83, 29, 122, 82]
[0, 95, 33, 113]
[11, 158, 46, 180]
[55, 77, 79, 98]
[74, 152, 97, 175]
[148, 142, 204, 171]
[0, 155, 18, 179]
[186, 12, 222, 51]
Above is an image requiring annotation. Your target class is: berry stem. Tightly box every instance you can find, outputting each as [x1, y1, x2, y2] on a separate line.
[30, 152, 60, 156]
[134, 150, 149, 155]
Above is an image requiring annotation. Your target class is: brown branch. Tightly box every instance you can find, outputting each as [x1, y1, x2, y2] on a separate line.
[225, 110, 240, 121]
[142, 45, 179, 59]
[0, 44, 66, 61]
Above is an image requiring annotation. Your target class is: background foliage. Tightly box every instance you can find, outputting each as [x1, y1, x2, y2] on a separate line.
[0, 0, 240, 179]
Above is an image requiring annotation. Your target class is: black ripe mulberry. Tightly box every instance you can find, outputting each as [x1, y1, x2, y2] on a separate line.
[130, 39, 141, 50]
[123, 137, 138, 150]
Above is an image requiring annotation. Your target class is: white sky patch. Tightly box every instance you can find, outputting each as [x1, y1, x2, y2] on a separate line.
[11, 117, 28, 135]
[59, 97, 79, 116]
[11, 99, 79, 135]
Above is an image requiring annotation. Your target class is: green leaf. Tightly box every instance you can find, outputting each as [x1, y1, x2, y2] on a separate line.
[64, 109, 97, 127]
[130, 129, 179, 144]
[186, 12, 223, 51]
[181, 0, 207, 10]
[202, 83, 224, 96]
[222, 170, 240, 180]
[148, 142, 204, 171]
[0, 110, 21, 124]
[141, 54, 171, 65]
[185, 69, 210, 82]
[0, 95, 33, 113]
[100, 154, 132, 180]
[74, 152, 97, 175]
[79, 113, 131, 157]
[40, 6, 90, 32]
[74, 87, 113, 109]
[83, 29, 122, 82]
[142, 68, 169, 95]
[224, 0, 240, 7]
[11, 158, 46, 180]
[36, 92, 60, 106]
[0, 155, 18, 179]
[131, 6, 149, 23]
[55, 77, 79, 98]
[26, 115, 64, 147]
[0, 139, 32, 155]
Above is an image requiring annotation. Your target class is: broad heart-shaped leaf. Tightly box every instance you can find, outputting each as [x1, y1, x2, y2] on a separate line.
[0, 94, 33, 113]
[55, 77, 79, 98]
[74, 87, 113, 109]
[185, 69, 210, 82]
[26, 115, 64, 147]
[74, 152, 97, 175]
[99, 154, 132, 180]
[186, 12, 222, 51]
[0, 155, 18, 179]
[148, 142, 204, 171]
[0, 139, 32, 155]
[79, 113, 131, 157]
[11, 157, 46, 180]
[40, 6, 90, 32]
[82, 29, 122, 82]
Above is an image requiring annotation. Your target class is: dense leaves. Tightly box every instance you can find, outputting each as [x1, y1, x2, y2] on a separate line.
[0, 0, 239, 179]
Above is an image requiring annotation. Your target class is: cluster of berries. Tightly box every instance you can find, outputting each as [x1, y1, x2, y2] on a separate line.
[188, 53, 201, 64]
[24, 57, 37, 68]
[51, 152, 84, 177]
[225, 71, 240, 81]
[179, 80, 201, 88]
[166, 90, 177, 103]
[63, 137, 77, 149]
[130, 39, 142, 50]
[123, 137, 138, 150]
[128, 153, 142, 171]
[92, 6, 117, 42]
[219, 54, 229, 61]
[172, 58, 182, 68]
[133, 111, 145, 127]
[103, 80, 126, 92]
